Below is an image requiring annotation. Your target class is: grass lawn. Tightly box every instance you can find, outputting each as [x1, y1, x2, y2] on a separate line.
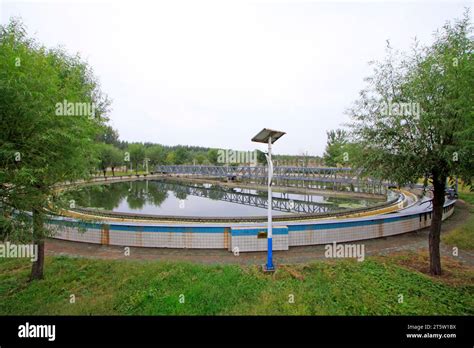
[0, 253, 472, 315]
[442, 188, 474, 250]
[459, 189, 474, 205]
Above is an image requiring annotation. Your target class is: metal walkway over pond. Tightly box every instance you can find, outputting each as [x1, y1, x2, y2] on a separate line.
[153, 180, 349, 214]
[154, 165, 389, 194]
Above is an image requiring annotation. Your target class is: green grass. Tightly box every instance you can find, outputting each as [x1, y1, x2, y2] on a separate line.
[459, 188, 474, 206]
[0, 256, 472, 315]
[442, 189, 474, 250]
[442, 214, 474, 250]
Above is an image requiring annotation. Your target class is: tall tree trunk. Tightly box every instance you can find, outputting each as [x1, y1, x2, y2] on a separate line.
[429, 174, 446, 276]
[30, 208, 45, 280]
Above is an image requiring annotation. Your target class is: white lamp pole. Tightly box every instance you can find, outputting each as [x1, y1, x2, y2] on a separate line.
[251, 128, 285, 272]
[266, 136, 274, 270]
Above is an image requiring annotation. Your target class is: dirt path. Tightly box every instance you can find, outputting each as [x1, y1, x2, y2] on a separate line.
[45, 200, 473, 266]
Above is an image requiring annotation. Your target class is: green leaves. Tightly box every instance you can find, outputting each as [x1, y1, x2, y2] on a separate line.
[347, 11, 474, 187]
[0, 18, 109, 241]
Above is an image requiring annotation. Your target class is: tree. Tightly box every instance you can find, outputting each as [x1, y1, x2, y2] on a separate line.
[207, 149, 219, 165]
[146, 145, 166, 168]
[98, 143, 122, 176]
[98, 143, 112, 177]
[165, 151, 177, 165]
[109, 146, 123, 176]
[0, 18, 109, 279]
[256, 150, 267, 165]
[174, 147, 189, 165]
[323, 129, 348, 166]
[323, 129, 361, 167]
[195, 153, 206, 165]
[347, 11, 473, 275]
[97, 125, 120, 147]
[128, 143, 145, 174]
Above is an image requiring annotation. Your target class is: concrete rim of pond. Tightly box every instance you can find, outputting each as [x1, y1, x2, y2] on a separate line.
[47, 176, 456, 253]
[55, 175, 413, 224]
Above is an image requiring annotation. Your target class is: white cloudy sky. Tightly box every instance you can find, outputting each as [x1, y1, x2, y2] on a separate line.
[1, 0, 472, 155]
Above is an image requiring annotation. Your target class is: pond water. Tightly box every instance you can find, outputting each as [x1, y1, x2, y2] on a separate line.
[64, 179, 384, 217]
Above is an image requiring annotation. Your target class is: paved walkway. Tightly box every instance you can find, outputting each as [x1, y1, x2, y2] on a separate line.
[45, 200, 473, 266]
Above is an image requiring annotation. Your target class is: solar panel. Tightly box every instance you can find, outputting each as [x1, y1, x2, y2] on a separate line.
[251, 128, 286, 144]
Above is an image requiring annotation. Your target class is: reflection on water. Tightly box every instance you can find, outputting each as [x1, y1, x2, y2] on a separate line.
[64, 180, 382, 217]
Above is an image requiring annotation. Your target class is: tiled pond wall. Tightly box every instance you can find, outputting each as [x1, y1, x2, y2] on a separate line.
[47, 199, 455, 252]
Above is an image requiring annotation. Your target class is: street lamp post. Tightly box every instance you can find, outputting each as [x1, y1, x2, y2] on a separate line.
[252, 128, 286, 272]
[266, 137, 274, 270]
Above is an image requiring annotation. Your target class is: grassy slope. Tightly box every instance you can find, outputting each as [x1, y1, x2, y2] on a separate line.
[0, 255, 472, 315]
[1, 187, 472, 315]
[442, 189, 474, 250]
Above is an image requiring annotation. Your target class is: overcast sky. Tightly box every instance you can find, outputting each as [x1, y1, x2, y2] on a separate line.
[1, 0, 472, 155]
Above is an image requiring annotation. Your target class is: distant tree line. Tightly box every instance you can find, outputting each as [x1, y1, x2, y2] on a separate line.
[94, 125, 326, 176]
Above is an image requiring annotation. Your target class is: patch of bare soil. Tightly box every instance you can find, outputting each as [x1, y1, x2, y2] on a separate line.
[375, 250, 474, 286]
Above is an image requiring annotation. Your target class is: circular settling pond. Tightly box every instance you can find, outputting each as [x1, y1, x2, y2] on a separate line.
[63, 179, 385, 218]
